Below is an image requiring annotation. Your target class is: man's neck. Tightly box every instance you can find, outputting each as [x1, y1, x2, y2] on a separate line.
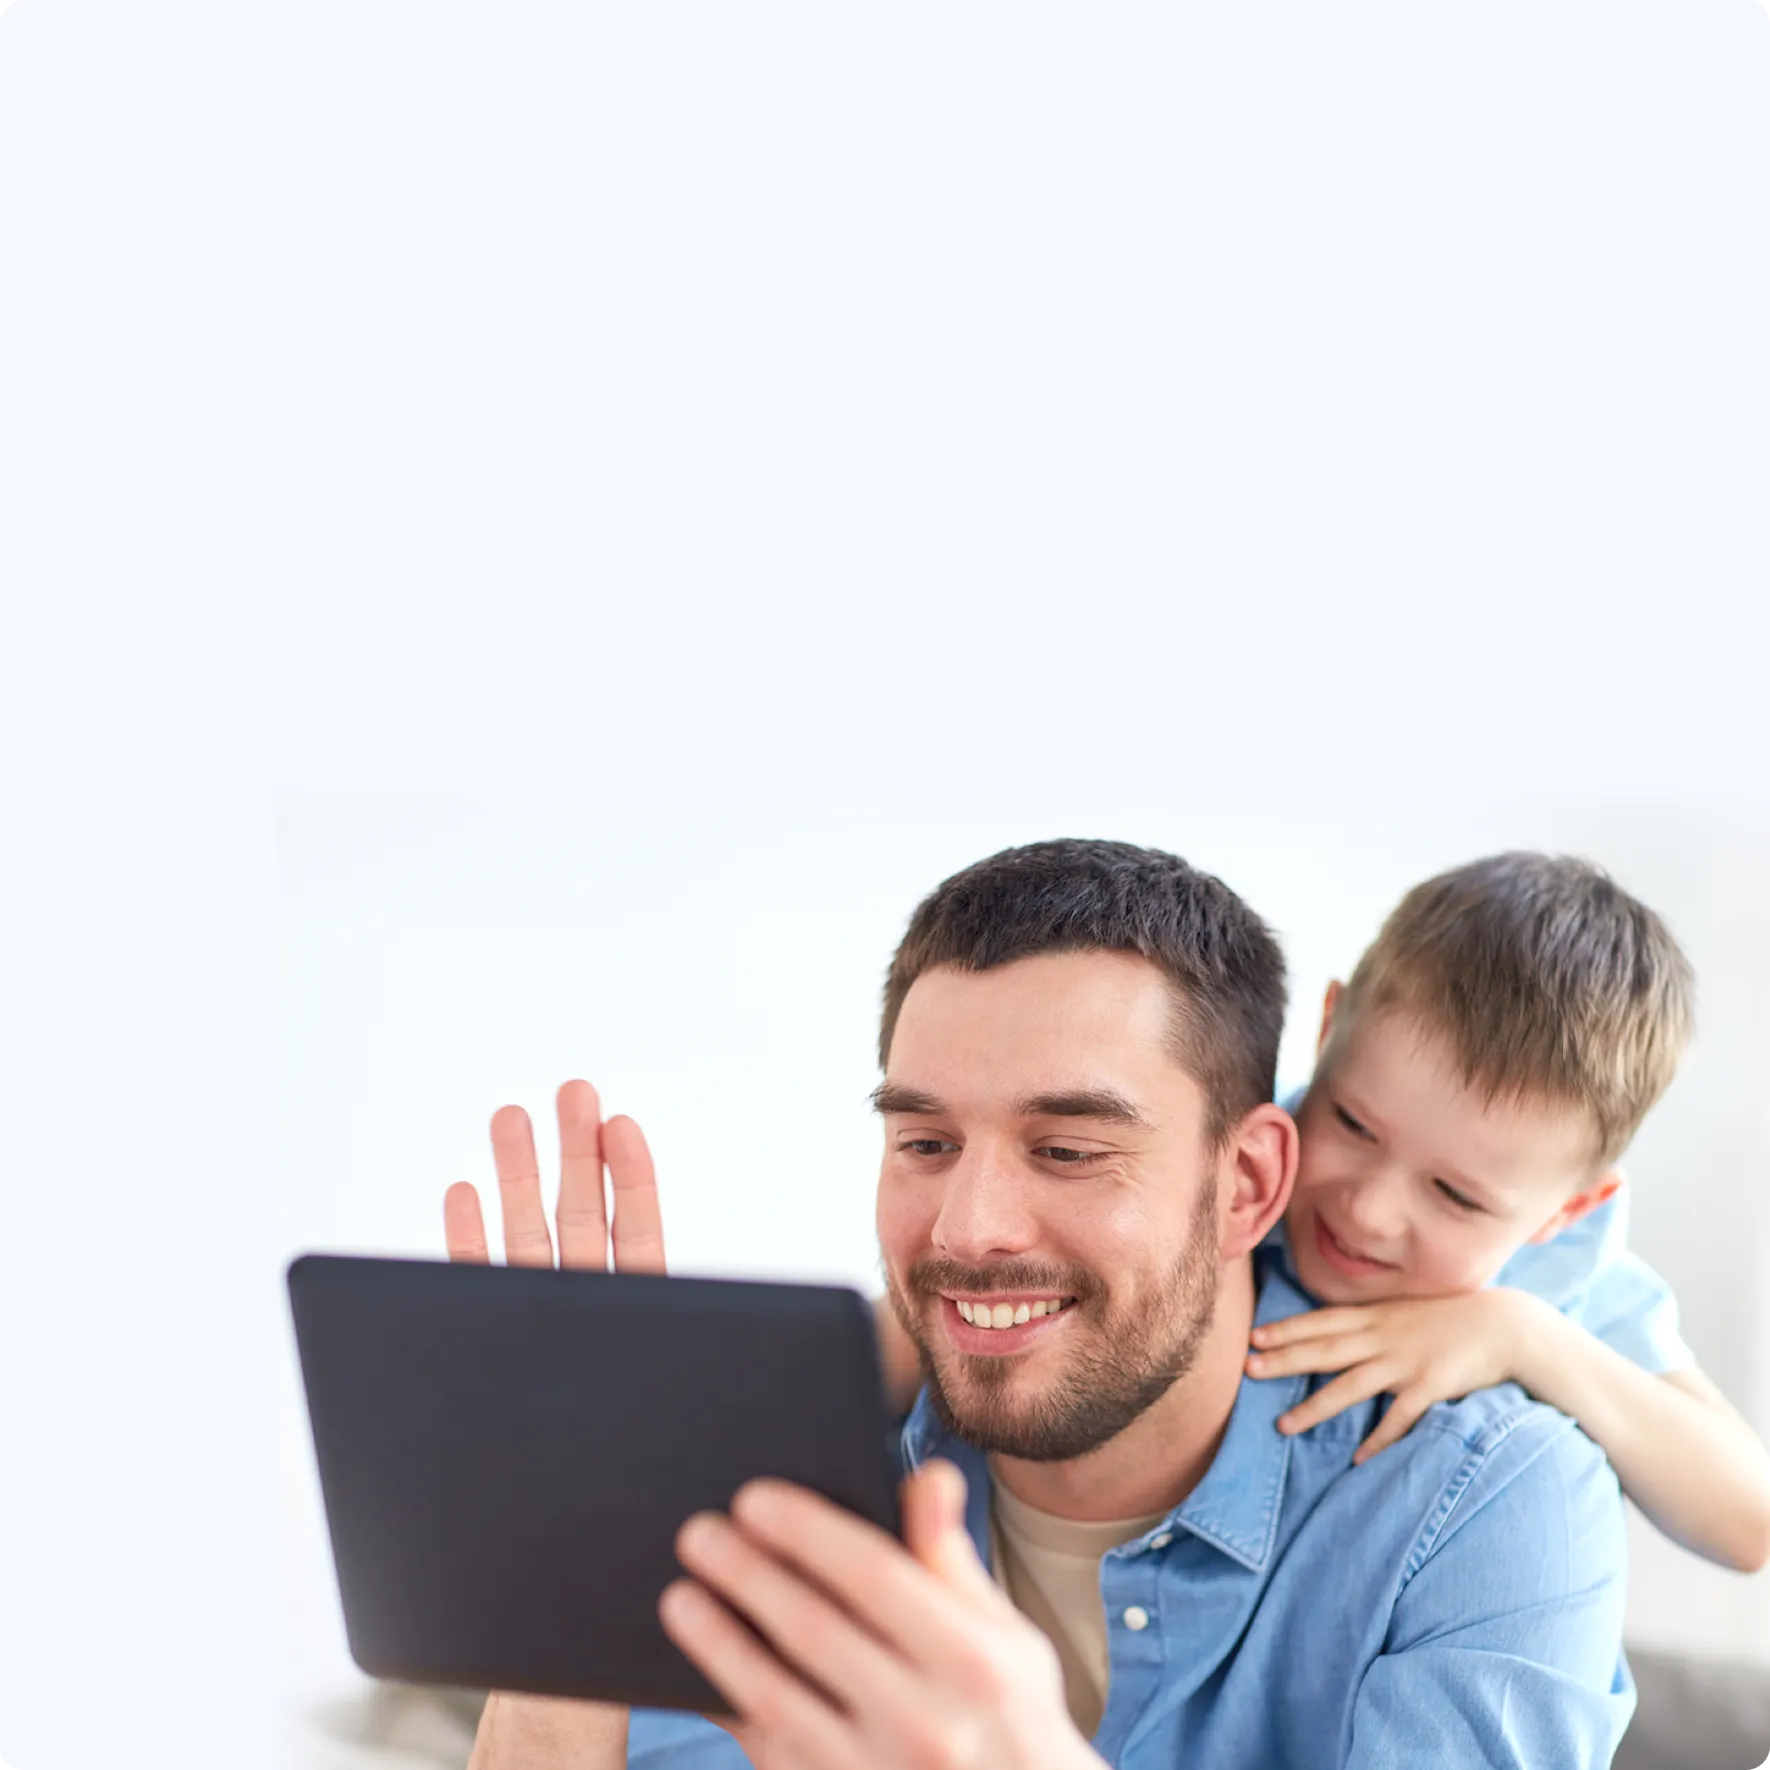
[986, 1257, 1257, 1523]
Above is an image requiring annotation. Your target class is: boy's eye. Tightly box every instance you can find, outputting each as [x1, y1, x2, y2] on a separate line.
[1433, 1178, 1482, 1213]
[1332, 1103, 1373, 1140]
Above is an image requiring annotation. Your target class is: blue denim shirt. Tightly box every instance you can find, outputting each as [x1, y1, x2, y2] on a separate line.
[631, 1236, 1633, 1768]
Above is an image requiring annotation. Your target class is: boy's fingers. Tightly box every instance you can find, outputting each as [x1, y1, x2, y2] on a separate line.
[553, 1081, 610, 1270]
[605, 1114, 667, 1275]
[1277, 1363, 1395, 1436]
[1353, 1391, 1432, 1464]
[1251, 1306, 1376, 1348]
[490, 1104, 556, 1267]
[1248, 1329, 1384, 1378]
[443, 1182, 490, 1263]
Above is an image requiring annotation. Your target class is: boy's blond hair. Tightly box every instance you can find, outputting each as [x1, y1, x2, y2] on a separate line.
[1331, 852, 1694, 1168]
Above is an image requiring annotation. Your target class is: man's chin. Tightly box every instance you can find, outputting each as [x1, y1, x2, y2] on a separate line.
[920, 1360, 1108, 1462]
[925, 1387, 1056, 1459]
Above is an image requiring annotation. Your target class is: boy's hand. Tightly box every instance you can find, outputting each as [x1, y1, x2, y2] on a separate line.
[1246, 1290, 1544, 1463]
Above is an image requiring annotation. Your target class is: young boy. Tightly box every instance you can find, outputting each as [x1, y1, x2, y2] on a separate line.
[876, 850, 1770, 1573]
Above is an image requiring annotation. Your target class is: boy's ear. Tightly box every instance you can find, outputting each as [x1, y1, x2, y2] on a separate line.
[1316, 980, 1344, 1060]
[1219, 1101, 1298, 1259]
[1527, 1167, 1625, 1245]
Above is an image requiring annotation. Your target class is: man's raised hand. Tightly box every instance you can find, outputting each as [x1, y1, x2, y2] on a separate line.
[445, 1081, 664, 1770]
[444, 1079, 665, 1274]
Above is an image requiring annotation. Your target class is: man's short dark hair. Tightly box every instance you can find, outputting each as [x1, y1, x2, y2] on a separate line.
[879, 839, 1287, 1145]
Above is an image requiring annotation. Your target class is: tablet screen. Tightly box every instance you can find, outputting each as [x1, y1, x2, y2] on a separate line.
[289, 1254, 903, 1713]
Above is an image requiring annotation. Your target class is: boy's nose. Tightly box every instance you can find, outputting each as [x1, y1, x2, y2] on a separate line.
[1340, 1173, 1409, 1245]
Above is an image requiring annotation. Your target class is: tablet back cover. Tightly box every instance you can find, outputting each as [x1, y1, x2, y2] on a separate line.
[288, 1254, 903, 1713]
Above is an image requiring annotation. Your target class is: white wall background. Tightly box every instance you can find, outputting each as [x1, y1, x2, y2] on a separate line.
[278, 795, 1770, 1721]
[1, 1, 1767, 1767]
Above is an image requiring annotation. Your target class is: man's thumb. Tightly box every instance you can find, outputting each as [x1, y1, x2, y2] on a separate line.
[902, 1459, 993, 1596]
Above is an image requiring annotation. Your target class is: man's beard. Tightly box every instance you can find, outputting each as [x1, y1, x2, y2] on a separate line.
[885, 1177, 1222, 1463]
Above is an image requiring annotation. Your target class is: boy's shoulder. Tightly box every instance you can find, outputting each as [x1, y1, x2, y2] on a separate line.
[1493, 1189, 1632, 1309]
[1496, 1190, 1694, 1375]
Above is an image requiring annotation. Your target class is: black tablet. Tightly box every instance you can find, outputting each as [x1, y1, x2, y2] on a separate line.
[287, 1253, 903, 1714]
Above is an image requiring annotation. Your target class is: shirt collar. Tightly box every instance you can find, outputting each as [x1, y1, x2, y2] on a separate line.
[900, 1235, 1314, 1575]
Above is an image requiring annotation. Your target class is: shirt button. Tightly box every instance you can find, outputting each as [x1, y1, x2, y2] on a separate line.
[1122, 1606, 1151, 1631]
[1147, 1533, 1172, 1551]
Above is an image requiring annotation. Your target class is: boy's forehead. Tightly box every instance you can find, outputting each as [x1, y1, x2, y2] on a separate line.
[1330, 1008, 1605, 1184]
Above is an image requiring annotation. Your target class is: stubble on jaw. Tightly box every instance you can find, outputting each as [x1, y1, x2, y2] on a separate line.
[883, 1177, 1222, 1462]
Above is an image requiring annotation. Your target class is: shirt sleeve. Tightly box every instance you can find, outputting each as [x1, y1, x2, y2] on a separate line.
[1344, 1410, 1634, 1769]
[627, 1707, 753, 1770]
[1493, 1192, 1694, 1376]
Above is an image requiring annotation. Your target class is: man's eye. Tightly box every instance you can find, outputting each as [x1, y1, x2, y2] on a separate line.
[903, 1138, 954, 1158]
[1332, 1103, 1372, 1140]
[1035, 1146, 1103, 1166]
[1433, 1179, 1481, 1212]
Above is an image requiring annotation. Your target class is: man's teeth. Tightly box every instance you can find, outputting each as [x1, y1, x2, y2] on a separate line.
[954, 1298, 1072, 1329]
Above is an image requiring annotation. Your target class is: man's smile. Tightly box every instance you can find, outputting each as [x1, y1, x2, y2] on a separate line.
[937, 1292, 1078, 1355]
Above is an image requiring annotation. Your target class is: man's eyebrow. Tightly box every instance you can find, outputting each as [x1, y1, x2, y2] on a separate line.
[1015, 1089, 1152, 1128]
[869, 1084, 1152, 1128]
[871, 1083, 946, 1116]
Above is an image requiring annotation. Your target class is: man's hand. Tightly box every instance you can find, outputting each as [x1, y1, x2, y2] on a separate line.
[444, 1078, 665, 1275]
[448, 1080, 665, 1770]
[660, 1459, 1104, 1770]
[1246, 1290, 1540, 1463]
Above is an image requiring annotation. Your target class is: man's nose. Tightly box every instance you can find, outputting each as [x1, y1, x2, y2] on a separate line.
[930, 1147, 1040, 1263]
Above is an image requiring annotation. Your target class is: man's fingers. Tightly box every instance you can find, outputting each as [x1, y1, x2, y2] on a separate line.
[1247, 1330, 1384, 1379]
[674, 1512, 925, 1718]
[659, 1578, 854, 1766]
[728, 1480, 992, 1672]
[605, 1114, 666, 1274]
[443, 1182, 490, 1264]
[553, 1081, 610, 1270]
[489, 1104, 556, 1267]
[1276, 1363, 1396, 1436]
[1353, 1391, 1431, 1464]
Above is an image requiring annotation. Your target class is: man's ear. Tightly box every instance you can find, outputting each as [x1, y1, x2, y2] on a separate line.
[1220, 1101, 1297, 1259]
[1316, 981, 1344, 1060]
[1527, 1167, 1625, 1245]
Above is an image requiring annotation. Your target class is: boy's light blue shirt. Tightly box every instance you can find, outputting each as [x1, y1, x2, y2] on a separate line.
[627, 1235, 1632, 1770]
[1493, 1189, 1692, 1374]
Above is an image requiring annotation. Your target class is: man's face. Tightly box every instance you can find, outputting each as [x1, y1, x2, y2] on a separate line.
[1288, 1005, 1603, 1304]
[875, 950, 1228, 1462]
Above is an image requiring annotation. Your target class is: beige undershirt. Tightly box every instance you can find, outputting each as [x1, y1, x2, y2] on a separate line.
[989, 1482, 1169, 1740]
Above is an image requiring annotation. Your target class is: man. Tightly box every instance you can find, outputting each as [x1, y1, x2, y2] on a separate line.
[451, 839, 1632, 1770]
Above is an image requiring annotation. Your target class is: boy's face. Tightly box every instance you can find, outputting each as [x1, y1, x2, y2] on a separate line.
[1288, 989, 1617, 1305]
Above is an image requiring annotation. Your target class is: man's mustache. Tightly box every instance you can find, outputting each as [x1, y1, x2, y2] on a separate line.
[903, 1256, 1102, 1305]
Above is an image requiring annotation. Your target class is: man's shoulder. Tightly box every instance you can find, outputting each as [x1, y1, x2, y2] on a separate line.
[1402, 1380, 1610, 1483]
[1380, 1383, 1622, 1569]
